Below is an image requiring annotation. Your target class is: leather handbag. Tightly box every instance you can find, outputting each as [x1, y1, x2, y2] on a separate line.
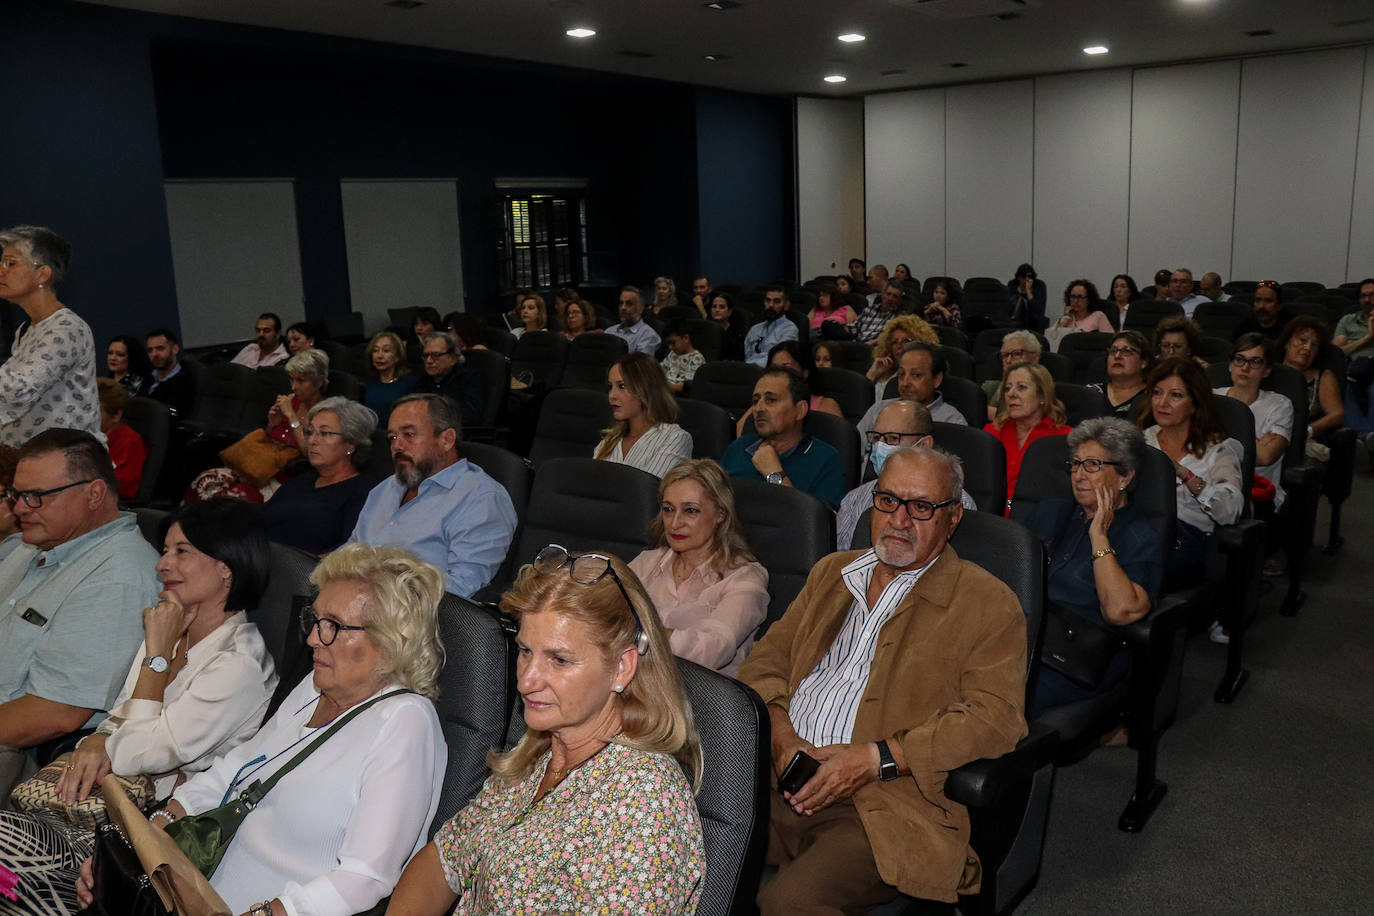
[87, 822, 173, 916]
[166, 689, 410, 878]
[218, 428, 299, 486]
[1039, 603, 1126, 689]
[11, 752, 156, 830]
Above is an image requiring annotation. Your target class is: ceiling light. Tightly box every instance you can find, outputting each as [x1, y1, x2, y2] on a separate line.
[823, 74, 847, 83]
[837, 33, 865, 43]
[1083, 45, 1109, 55]
[566, 27, 596, 38]
[704, 54, 731, 61]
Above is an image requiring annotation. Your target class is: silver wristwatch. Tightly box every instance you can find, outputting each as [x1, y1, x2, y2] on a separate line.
[143, 655, 170, 674]
[248, 902, 273, 916]
[765, 470, 784, 485]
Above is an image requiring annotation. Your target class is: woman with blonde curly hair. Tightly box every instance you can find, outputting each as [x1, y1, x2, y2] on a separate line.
[82, 543, 449, 916]
[865, 313, 939, 393]
[595, 352, 693, 477]
[985, 361, 1071, 513]
[630, 458, 769, 676]
[388, 543, 705, 914]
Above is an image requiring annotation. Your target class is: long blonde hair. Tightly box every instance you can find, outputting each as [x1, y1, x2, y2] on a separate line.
[649, 459, 756, 573]
[595, 352, 680, 459]
[489, 552, 702, 792]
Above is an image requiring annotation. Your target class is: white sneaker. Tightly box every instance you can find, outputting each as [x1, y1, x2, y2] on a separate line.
[1208, 622, 1230, 645]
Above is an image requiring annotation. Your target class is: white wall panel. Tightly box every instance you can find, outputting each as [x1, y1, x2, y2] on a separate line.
[164, 180, 305, 348]
[1346, 48, 1374, 283]
[945, 81, 1034, 282]
[864, 89, 946, 278]
[1032, 70, 1133, 302]
[342, 180, 463, 335]
[1233, 49, 1365, 284]
[796, 98, 865, 281]
[1128, 61, 1239, 283]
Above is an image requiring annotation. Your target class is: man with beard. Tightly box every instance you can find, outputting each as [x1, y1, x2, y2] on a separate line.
[743, 285, 800, 367]
[348, 393, 515, 597]
[739, 446, 1026, 913]
[144, 328, 196, 419]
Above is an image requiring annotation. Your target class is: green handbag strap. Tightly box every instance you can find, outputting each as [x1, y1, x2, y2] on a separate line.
[238, 688, 411, 807]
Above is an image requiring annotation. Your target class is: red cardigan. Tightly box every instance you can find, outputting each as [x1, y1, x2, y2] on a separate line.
[984, 416, 1072, 514]
[107, 422, 147, 499]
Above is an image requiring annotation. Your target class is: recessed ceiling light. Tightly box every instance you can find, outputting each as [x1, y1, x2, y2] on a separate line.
[704, 54, 731, 61]
[837, 33, 865, 43]
[1083, 45, 1109, 55]
[823, 74, 847, 83]
[566, 27, 596, 38]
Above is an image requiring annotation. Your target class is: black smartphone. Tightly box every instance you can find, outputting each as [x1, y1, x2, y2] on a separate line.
[777, 750, 820, 795]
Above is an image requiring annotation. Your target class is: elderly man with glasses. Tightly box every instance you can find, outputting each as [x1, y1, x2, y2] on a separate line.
[739, 445, 1026, 914]
[0, 429, 160, 800]
[412, 330, 487, 429]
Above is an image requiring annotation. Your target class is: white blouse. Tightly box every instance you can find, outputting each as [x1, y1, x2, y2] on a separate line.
[595, 422, 693, 478]
[1145, 427, 1245, 534]
[172, 676, 446, 916]
[97, 612, 276, 797]
[1213, 387, 1293, 510]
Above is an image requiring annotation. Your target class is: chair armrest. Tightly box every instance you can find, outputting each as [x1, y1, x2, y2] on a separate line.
[1214, 517, 1265, 554]
[945, 723, 1060, 810]
[1121, 593, 1190, 650]
[1281, 464, 1322, 491]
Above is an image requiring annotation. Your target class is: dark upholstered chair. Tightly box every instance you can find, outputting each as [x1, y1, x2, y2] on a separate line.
[1192, 301, 1252, 339]
[1055, 332, 1114, 384]
[510, 330, 569, 389]
[1122, 298, 1183, 335]
[676, 397, 734, 460]
[122, 396, 172, 505]
[511, 457, 660, 571]
[730, 477, 835, 636]
[691, 361, 763, 422]
[814, 366, 875, 424]
[326, 369, 363, 403]
[459, 348, 510, 439]
[562, 332, 628, 390]
[529, 388, 612, 468]
[461, 441, 533, 587]
[934, 422, 1007, 515]
[1054, 382, 1110, 426]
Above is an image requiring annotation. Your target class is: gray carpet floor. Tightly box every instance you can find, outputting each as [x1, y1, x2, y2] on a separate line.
[1020, 468, 1374, 914]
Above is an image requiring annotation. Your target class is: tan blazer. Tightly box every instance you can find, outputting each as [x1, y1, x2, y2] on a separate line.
[738, 546, 1028, 903]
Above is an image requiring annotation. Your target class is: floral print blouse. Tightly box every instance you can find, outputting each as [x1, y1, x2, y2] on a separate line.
[436, 741, 703, 915]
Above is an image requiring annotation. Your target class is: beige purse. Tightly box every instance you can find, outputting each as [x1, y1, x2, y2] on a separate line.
[11, 752, 156, 830]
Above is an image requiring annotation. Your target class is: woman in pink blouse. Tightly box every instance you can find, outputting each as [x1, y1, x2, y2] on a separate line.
[1054, 279, 1116, 335]
[629, 459, 769, 677]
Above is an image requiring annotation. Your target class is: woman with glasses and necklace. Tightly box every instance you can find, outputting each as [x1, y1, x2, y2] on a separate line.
[1025, 418, 1158, 715]
[261, 397, 380, 555]
[388, 544, 705, 915]
[80, 543, 448, 916]
[1089, 330, 1154, 420]
[1051, 279, 1115, 336]
[1, 500, 277, 916]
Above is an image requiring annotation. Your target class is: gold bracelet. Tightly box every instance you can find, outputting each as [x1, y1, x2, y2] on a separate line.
[1092, 546, 1116, 560]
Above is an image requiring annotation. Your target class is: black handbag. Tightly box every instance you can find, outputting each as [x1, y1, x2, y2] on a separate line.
[84, 822, 172, 916]
[1040, 603, 1125, 689]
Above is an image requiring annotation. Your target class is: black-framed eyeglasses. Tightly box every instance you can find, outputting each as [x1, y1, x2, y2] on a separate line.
[422, 350, 455, 361]
[534, 544, 647, 655]
[872, 489, 955, 521]
[865, 430, 928, 447]
[1230, 355, 1268, 369]
[300, 605, 367, 646]
[3, 479, 95, 509]
[1107, 346, 1140, 357]
[1064, 457, 1123, 474]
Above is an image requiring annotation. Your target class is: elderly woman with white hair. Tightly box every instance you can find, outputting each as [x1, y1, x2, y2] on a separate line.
[77, 543, 449, 916]
[261, 396, 381, 554]
[983, 330, 1043, 415]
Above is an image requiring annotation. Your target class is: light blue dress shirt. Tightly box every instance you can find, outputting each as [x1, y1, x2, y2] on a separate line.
[349, 457, 517, 597]
[743, 317, 799, 367]
[605, 320, 662, 356]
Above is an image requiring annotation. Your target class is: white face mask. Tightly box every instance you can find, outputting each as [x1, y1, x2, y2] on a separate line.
[870, 440, 899, 476]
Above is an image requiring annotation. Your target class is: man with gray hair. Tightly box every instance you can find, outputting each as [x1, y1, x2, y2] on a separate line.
[739, 445, 1027, 913]
[414, 330, 486, 429]
[349, 393, 515, 597]
[606, 286, 661, 355]
[1199, 272, 1230, 302]
[1166, 268, 1210, 317]
[981, 329, 1043, 408]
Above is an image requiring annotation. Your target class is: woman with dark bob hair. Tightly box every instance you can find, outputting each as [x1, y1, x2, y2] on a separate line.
[2, 499, 277, 916]
[1278, 315, 1345, 445]
[1026, 418, 1158, 714]
[103, 334, 153, 397]
[387, 544, 705, 914]
[1107, 273, 1142, 329]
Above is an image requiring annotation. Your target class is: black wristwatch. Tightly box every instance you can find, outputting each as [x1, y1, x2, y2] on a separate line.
[876, 739, 899, 781]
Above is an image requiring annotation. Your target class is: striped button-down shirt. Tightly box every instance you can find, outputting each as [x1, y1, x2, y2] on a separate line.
[789, 550, 938, 747]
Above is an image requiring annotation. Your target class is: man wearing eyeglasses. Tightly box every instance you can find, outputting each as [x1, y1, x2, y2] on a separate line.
[743, 286, 799, 367]
[0, 429, 161, 799]
[412, 331, 486, 429]
[857, 342, 969, 461]
[740, 446, 1026, 914]
[980, 330, 1043, 411]
[1164, 268, 1210, 318]
[1232, 280, 1293, 342]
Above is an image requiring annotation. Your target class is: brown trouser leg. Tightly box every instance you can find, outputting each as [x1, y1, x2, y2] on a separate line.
[758, 792, 900, 916]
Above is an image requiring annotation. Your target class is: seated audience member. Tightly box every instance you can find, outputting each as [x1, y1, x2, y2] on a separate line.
[596, 352, 693, 477]
[560, 298, 597, 341]
[0, 446, 19, 561]
[745, 285, 801, 367]
[812, 341, 837, 368]
[835, 274, 854, 295]
[1047, 279, 1114, 348]
[810, 284, 858, 335]
[660, 321, 706, 393]
[982, 329, 1043, 408]
[363, 329, 418, 421]
[82, 543, 448, 916]
[1148, 268, 1170, 298]
[350, 393, 516, 597]
[858, 341, 969, 458]
[720, 368, 845, 509]
[187, 348, 329, 503]
[1233, 280, 1293, 341]
[103, 334, 152, 397]
[1026, 418, 1158, 715]
[412, 306, 442, 344]
[1333, 278, 1374, 434]
[709, 292, 747, 362]
[230, 312, 289, 368]
[388, 544, 704, 914]
[985, 361, 1072, 512]
[1088, 330, 1154, 420]
[606, 286, 662, 356]
[1200, 271, 1230, 302]
[893, 263, 914, 283]
[97, 378, 147, 500]
[1216, 334, 1292, 515]
[144, 328, 196, 419]
[1008, 262, 1047, 327]
[447, 313, 490, 352]
[0, 430, 161, 799]
[650, 275, 680, 315]
[0, 499, 277, 916]
[1140, 358, 1244, 594]
[0, 226, 100, 446]
[1154, 316, 1208, 367]
[552, 287, 585, 330]
[864, 265, 890, 306]
[740, 446, 1027, 914]
[1164, 268, 1210, 317]
[1107, 273, 1142, 328]
[262, 397, 380, 555]
[854, 280, 906, 345]
[738, 341, 844, 435]
[1278, 315, 1345, 448]
[839, 400, 977, 549]
[865, 314, 939, 393]
[285, 321, 316, 355]
[847, 257, 869, 293]
[415, 331, 487, 430]
[691, 275, 715, 316]
[630, 459, 769, 676]
[512, 291, 547, 339]
[922, 279, 963, 328]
